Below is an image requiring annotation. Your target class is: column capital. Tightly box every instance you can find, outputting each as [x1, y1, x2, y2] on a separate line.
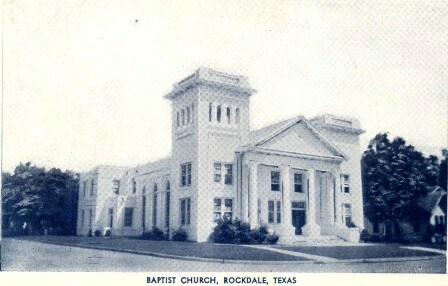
[280, 164, 291, 172]
[249, 161, 259, 169]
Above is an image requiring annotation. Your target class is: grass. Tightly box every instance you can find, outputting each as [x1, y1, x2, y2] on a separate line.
[16, 235, 307, 261]
[276, 244, 442, 260]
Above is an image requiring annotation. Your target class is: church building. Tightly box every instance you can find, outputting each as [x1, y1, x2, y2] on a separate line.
[77, 67, 365, 243]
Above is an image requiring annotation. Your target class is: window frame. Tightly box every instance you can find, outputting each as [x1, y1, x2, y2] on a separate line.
[342, 174, 350, 193]
[268, 200, 282, 224]
[112, 180, 120, 195]
[180, 162, 192, 187]
[294, 173, 304, 193]
[271, 171, 280, 191]
[124, 207, 134, 227]
[180, 198, 191, 225]
[343, 203, 352, 227]
[213, 198, 233, 222]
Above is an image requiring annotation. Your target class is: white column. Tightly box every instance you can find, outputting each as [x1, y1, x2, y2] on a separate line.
[280, 165, 292, 227]
[302, 168, 321, 236]
[279, 165, 296, 243]
[249, 161, 259, 228]
[328, 174, 335, 226]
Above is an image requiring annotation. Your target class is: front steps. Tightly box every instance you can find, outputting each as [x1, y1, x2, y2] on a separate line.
[291, 235, 348, 245]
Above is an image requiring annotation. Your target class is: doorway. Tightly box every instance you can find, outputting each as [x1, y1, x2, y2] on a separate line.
[291, 201, 306, 235]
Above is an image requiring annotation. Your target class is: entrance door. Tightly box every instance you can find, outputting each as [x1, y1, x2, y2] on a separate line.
[291, 201, 306, 235]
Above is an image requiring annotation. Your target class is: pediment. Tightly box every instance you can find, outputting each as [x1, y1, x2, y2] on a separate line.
[256, 120, 344, 158]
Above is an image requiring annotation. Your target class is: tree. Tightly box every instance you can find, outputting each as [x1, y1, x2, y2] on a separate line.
[1, 162, 79, 235]
[439, 149, 447, 191]
[362, 133, 440, 240]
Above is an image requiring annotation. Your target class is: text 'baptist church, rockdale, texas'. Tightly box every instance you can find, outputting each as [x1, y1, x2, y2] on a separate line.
[76, 67, 365, 243]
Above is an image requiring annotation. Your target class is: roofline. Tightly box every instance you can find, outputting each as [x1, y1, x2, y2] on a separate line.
[251, 116, 349, 160]
[237, 146, 346, 162]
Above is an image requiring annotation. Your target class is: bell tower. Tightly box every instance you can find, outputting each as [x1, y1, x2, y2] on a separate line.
[164, 67, 256, 241]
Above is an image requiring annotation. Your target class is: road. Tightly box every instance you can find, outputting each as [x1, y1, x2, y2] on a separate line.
[1, 238, 446, 273]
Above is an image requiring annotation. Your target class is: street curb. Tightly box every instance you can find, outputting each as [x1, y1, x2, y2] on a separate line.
[14, 238, 446, 266]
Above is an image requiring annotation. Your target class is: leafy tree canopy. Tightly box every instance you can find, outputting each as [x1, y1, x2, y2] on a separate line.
[362, 133, 442, 225]
[2, 162, 79, 235]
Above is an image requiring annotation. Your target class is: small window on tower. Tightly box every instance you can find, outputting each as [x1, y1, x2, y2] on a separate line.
[186, 107, 191, 124]
[226, 107, 231, 124]
[235, 108, 240, 124]
[181, 109, 185, 126]
[209, 103, 212, 122]
[217, 105, 222, 123]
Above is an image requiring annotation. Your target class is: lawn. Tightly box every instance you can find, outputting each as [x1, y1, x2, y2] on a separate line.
[275, 244, 442, 260]
[16, 236, 307, 261]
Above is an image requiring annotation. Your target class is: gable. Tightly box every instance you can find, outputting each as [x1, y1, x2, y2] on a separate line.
[257, 121, 342, 158]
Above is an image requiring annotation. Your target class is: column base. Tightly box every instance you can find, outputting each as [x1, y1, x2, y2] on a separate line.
[302, 223, 321, 237]
[277, 224, 296, 244]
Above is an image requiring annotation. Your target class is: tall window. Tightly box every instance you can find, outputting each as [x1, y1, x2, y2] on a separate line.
[342, 174, 350, 193]
[343, 204, 352, 227]
[89, 209, 93, 227]
[152, 184, 158, 227]
[81, 209, 85, 228]
[83, 181, 87, 197]
[213, 198, 233, 221]
[112, 180, 120, 195]
[235, 108, 240, 124]
[226, 107, 231, 124]
[90, 179, 95, 196]
[217, 105, 221, 122]
[165, 181, 171, 228]
[294, 173, 303, 193]
[142, 186, 146, 231]
[213, 163, 233, 185]
[132, 179, 137, 194]
[209, 103, 212, 122]
[271, 171, 280, 191]
[268, 200, 281, 224]
[214, 163, 222, 182]
[108, 208, 113, 228]
[186, 106, 191, 124]
[176, 112, 180, 128]
[124, 207, 134, 227]
[191, 104, 194, 123]
[180, 163, 192, 187]
[181, 109, 185, 126]
[224, 164, 233, 185]
[180, 198, 191, 225]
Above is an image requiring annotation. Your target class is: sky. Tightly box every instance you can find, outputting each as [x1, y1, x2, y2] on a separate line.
[2, 0, 447, 173]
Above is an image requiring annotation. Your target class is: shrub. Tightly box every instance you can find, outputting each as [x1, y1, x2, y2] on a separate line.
[94, 230, 102, 237]
[249, 226, 269, 244]
[87, 229, 93, 237]
[172, 229, 188, 241]
[209, 219, 276, 245]
[209, 219, 236, 243]
[265, 234, 279, 245]
[142, 227, 167, 241]
[359, 229, 371, 242]
[104, 229, 111, 237]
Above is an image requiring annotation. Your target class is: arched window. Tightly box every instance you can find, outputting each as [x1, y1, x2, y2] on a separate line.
[209, 103, 212, 122]
[217, 105, 221, 123]
[181, 109, 185, 126]
[165, 180, 171, 228]
[166, 180, 170, 191]
[226, 107, 231, 124]
[142, 186, 146, 231]
[186, 107, 191, 124]
[235, 108, 240, 124]
[132, 179, 137, 194]
[176, 112, 180, 128]
[191, 104, 194, 123]
[152, 183, 158, 227]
